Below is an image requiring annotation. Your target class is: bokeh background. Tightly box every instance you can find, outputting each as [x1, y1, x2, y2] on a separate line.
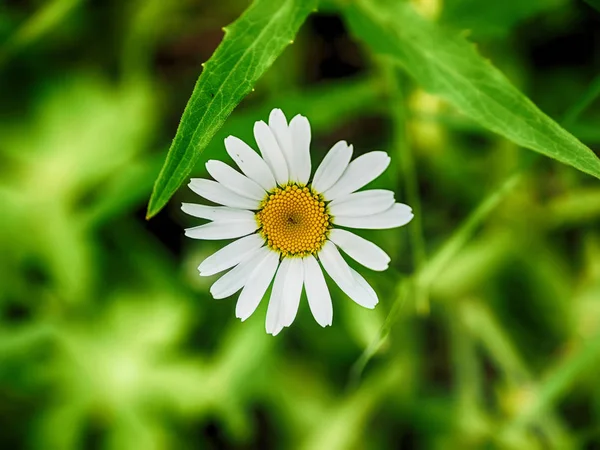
[1, 0, 600, 448]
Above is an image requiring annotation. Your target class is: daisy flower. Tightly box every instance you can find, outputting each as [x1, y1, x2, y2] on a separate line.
[182, 109, 413, 335]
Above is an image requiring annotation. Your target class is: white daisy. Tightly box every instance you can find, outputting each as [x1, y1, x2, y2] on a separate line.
[182, 109, 413, 335]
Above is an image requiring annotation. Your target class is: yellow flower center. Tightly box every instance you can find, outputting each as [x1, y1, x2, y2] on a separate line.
[256, 184, 331, 257]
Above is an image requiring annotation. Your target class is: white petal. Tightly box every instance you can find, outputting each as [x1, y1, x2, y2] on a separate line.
[282, 258, 304, 327]
[254, 120, 289, 184]
[311, 141, 352, 193]
[189, 179, 260, 210]
[303, 255, 333, 327]
[206, 160, 266, 200]
[224, 135, 276, 190]
[348, 267, 379, 308]
[269, 109, 295, 180]
[181, 203, 254, 221]
[185, 219, 257, 240]
[235, 251, 279, 321]
[266, 258, 291, 335]
[328, 229, 390, 271]
[265, 257, 304, 334]
[318, 240, 353, 285]
[323, 151, 391, 200]
[210, 246, 268, 299]
[198, 233, 265, 276]
[329, 190, 395, 217]
[319, 242, 378, 309]
[334, 203, 413, 229]
[289, 114, 311, 184]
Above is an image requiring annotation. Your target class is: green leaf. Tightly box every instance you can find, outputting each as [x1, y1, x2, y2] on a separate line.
[146, 0, 317, 219]
[343, 0, 600, 181]
[441, 0, 564, 38]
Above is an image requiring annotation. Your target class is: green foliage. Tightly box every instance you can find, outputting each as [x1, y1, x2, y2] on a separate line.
[0, 0, 82, 65]
[2, 0, 600, 448]
[344, 0, 600, 181]
[441, 0, 564, 37]
[146, 0, 317, 218]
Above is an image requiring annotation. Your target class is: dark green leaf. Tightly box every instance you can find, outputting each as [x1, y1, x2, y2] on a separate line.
[146, 0, 317, 218]
[344, 0, 600, 181]
[441, 0, 564, 38]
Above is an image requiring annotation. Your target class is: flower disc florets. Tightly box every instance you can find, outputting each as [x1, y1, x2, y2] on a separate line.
[256, 183, 331, 257]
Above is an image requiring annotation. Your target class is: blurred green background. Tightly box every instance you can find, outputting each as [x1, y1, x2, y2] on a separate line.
[1, 0, 600, 448]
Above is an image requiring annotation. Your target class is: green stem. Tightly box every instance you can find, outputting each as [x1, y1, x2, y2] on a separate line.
[418, 171, 521, 287]
[508, 331, 600, 430]
[450, 306, 481, 412]
[350, 171, 521, 384]
[386, 65, 429, 313]
[461, 300, 574, 448]
[562, 74, 600, 128]
[0, 0, 81, 66]
[348, 280, 411, 388]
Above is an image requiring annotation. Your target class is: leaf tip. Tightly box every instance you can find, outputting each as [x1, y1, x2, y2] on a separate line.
[145, 195, 162, 220]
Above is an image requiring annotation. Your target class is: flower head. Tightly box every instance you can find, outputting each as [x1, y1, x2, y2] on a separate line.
[183, 109, 413, 335]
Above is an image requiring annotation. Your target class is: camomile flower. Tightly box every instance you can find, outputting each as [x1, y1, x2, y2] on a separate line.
[182, 109, 413, 335]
